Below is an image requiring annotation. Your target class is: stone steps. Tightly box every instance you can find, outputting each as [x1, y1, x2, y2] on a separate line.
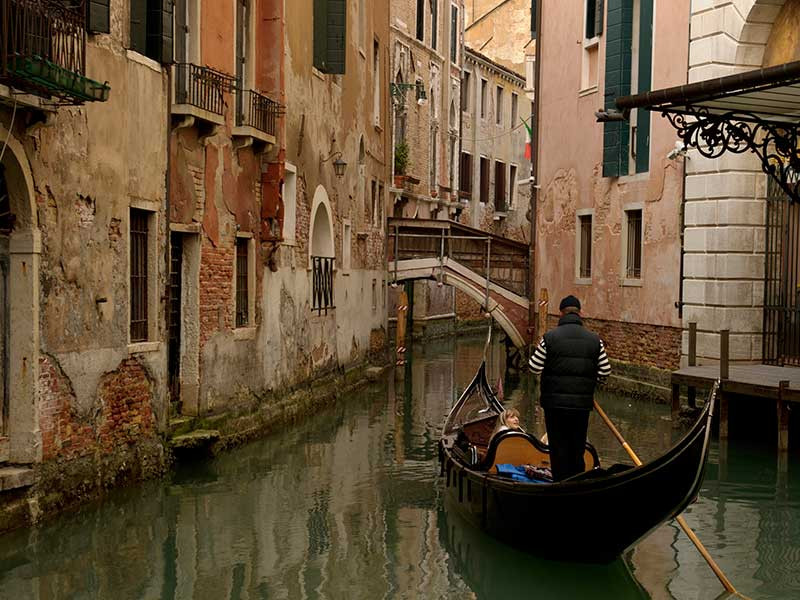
[0, 466, 34, 492]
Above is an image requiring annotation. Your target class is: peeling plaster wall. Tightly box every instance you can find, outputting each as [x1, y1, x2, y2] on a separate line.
[537, 0, 688, 368]
[0, 4, 170, 467]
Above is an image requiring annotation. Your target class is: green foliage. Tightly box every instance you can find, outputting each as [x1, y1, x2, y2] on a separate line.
[394, 141, 409, 175]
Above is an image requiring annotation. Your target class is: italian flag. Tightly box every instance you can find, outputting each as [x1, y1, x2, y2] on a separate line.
[522, 117, 533, 160]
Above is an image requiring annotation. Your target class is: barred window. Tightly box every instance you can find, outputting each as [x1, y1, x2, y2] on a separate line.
[130, 209, 150, 342]
[579, 214, 592, 279]
[235, 237, 249, 327]
[625, 209, 642, 279]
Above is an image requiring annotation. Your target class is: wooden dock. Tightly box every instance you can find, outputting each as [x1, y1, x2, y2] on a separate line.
[671, 326, 800, 452]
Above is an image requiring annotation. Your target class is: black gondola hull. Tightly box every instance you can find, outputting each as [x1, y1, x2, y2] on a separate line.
[440, 364, 714, 563]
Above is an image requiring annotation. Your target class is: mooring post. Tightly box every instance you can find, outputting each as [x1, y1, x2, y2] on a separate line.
[777, 380, 790, 453]
[671, 382, 681, 426]
[688, 322, 697, 409]
[719, 330, 729, 439]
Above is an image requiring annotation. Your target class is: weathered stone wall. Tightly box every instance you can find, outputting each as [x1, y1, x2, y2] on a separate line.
[683, 0, 788, 363]
[464, 0, 532, 73]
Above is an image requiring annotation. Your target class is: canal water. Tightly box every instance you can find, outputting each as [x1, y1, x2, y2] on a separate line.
[0, 334, 798, 599]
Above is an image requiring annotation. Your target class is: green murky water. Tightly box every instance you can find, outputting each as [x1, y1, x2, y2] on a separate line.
[0, 335, 798, 599]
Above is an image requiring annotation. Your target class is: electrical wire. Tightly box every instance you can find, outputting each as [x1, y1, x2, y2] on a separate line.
[468, 115, 531, 143]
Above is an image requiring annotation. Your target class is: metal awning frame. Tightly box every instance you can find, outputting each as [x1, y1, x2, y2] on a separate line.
[615, 60, 800, 203]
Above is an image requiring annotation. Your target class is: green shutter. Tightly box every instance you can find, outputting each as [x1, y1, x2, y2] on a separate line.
[313, 0, 327, 71]
[146, 0, 173, 64]
[313, 0, 346, 74]
[326, 0, 346, 74]
[635, 0, 653, 174]
[595, 0, 604, 37]
[130, 0, 147, 54]
[87, 0, 110, 34]
[602, 0, 632, 178]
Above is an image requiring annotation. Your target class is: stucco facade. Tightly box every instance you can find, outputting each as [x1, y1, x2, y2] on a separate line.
[536, 0, 690, 370]
[464, 0, 535, 75]
[459, 47, 531, 241]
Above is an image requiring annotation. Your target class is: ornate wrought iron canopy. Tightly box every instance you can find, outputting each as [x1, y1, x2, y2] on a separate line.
[615, 60, 800, 203]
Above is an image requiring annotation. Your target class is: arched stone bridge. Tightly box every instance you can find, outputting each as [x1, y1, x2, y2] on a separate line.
[388, 218, 531, 349]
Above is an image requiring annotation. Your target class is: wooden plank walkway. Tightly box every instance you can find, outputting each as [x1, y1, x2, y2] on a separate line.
[671, 364, 800, 402]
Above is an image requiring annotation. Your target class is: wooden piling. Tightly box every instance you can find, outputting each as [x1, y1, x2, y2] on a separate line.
[777, 380, 790, 453]
[718, 330, 729, 440]
[687, 322, 697, 408]
[671, 383, 681, 427]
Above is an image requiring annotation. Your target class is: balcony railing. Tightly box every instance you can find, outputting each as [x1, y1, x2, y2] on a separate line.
[311, 256, 335, 315]
[236, 88, 280, 137]
[173, 62, 235, 117]
[0, 0, 109, 103]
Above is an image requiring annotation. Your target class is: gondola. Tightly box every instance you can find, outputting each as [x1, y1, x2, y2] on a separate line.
[438, 361, 715, 563]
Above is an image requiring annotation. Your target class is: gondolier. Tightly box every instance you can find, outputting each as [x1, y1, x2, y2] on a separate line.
[529, 295, 611, 481]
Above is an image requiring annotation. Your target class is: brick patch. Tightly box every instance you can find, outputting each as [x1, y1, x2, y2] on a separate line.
[39, 356, 156, 461]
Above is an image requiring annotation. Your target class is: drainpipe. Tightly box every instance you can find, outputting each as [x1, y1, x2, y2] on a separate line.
[676, 15, 693, 324]
[528, 0, 542, 344]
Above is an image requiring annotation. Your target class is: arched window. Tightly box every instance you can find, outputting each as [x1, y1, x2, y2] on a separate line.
[310, 186, 335, 314]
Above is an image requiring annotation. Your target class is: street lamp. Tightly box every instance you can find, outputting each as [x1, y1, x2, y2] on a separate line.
[321, 151, 347, 178]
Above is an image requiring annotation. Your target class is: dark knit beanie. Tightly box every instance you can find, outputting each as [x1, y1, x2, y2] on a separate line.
[559, 295, 581, 311]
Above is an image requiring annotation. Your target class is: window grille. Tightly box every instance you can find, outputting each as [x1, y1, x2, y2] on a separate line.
[625, 209, 642, 279]
[235, 238, 249, 327]
[579, 214, 592, 278]
[130, 209, 149, 342]
[312, 256, 335, 315]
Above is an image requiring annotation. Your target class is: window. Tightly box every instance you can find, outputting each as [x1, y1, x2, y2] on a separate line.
[343, 220, 352, 272]
[87, 0, 111, 33]
[624, 208, 643, 279]
[494, 161, 506, 212]
[129, 208, 150, 342]
[430, 129, 438, 192]
[459, 152, 472, 199]
[480, 79, 487, 119]
[235, 237, 250, 327]
[372, 279, 377, 312]
[531, 0, 538, 38]
[314, 0, 347, 74]
[578, 213, 592, 279]
[450, 5, 458, 63]
[373, 40, 381, 126]
[511, 92, 518, 126]
[585, 0, 604, 39]
[461, 71, 470, 111]
[479, 157, 489, 204]
[602, 0, 652, 177]
[375, 183, 384, 227]
[509, 164, 517, 207]
[416, 0, 425, 41]
[282, 163, 297, 244]
[235, 0, 252, 123]
[130, 0, 173, 63]
[431, 0, 438, 50]
[495, 86, 503, 125]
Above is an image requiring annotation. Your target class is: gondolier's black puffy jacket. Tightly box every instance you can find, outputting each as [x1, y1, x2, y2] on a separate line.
[540, 313, 601, 411]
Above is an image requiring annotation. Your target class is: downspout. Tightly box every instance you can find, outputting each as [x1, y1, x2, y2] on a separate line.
[528, 0, 542, 344]
[164, 64, 172, 323]
[676, 13, 692, 323]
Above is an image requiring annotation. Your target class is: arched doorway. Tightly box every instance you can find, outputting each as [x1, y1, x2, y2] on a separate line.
[0, 124, 40, 463]
[309, 185, 335, 314]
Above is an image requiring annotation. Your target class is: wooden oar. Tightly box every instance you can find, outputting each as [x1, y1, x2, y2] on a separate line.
[593, 400, 748, 599]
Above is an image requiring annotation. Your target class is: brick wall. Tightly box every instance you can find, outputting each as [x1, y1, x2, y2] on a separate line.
[39, 356, 156, 461]
[199, 242, 234, 345]
[455, 289, 484, 322]
[545, 314, 681, 371]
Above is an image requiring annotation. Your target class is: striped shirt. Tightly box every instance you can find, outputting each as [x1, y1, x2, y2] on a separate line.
[528, 338, 611, 380]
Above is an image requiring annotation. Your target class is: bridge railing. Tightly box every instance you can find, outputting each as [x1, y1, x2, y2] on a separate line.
[387, 218, 530, 298]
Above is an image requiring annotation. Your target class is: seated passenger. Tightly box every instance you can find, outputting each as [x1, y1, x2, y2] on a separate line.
[491, 408, 522, 440]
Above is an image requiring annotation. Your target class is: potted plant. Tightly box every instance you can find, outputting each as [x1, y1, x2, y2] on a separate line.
[394, 141, 409, 183]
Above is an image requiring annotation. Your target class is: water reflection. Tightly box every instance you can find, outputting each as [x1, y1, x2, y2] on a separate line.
[0, 334, 798, 599]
